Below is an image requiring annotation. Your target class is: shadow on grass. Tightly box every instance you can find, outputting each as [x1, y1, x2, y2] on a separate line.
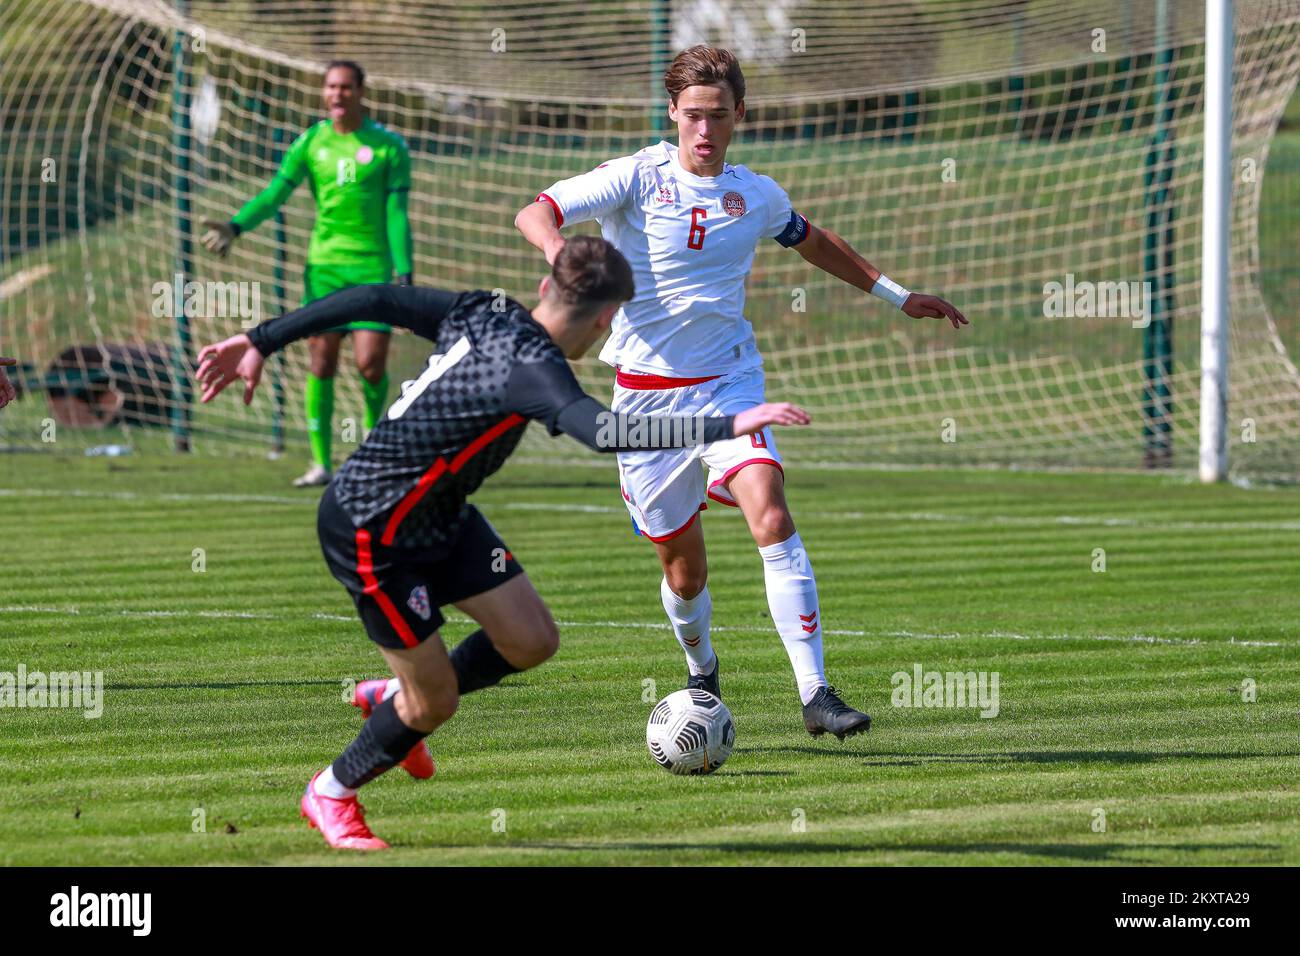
[743, 747, 1300, 764]
[722, 770, 793, 777]
[438, 840, 1275, 862]
[104, 679, 342, 691]
[865, 750, 1300, 765]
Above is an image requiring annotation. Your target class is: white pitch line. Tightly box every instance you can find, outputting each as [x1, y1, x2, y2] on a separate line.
[854, 511, 1300, 533]
[0, 488, 308, 505]
[0, 605, 1281, 647]
[500, 502, 624, 515]
[0, 606, 354, 623]
[3, 486, 1298, 532]
[0, 263, 54, 299]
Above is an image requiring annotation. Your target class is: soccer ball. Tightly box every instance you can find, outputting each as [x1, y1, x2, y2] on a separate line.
[646, 688, 735, 775]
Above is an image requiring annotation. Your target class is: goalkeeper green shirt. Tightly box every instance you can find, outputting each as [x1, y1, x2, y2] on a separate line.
[231, 117, 412, 275]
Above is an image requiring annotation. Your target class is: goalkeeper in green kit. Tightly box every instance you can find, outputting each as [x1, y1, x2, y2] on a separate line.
[202, 60, 413, 487]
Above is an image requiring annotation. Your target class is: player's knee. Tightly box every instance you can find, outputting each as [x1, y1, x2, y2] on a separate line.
[395, 677, 459, 730]
[749, 505, 795, 545]
[405, 687, 457, 728]
[665, 566, 707, 600]
[430, 687, 459, 723]
[357, 358, 386, 384]
[309, 355, 338, 379]
[537, 615, 560, 662]
[519, 611, 560, 666]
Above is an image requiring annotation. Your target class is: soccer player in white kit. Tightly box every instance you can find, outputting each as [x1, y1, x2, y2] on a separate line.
[517, 46, 968, 739]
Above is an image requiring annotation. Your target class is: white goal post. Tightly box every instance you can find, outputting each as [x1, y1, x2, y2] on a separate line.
[1200, 0, 1233, 483]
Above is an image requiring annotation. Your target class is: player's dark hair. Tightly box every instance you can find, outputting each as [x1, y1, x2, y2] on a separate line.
[664, 45, 745, 105]
[325, 60, 365, 88]
[550, 236, 635, 319]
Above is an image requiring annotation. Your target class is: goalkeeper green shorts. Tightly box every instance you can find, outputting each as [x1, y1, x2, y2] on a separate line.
[302, 261, 393, 333]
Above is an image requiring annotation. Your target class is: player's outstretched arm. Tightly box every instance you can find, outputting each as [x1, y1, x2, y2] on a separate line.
[792, 223, 969, 330]
[505, 358, 809, 454]
[244, 284, 461, 357]
[555, 395, 808, 454]
[196, 285, 464, 403]
[514, 201, 567, 265]
[201, 131, 311, 257]
[518, 159, 636, 264]
[199, 175, 297, 258]
[0, 356, 17, 409]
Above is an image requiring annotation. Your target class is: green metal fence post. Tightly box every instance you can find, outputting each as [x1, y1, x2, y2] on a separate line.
[650, 0, 670, 137]
[1143, 0, 1176, 467]
[271, 119, 288, 457]
[1008, 2, 1025, 136]
[171, 0, 194, 451]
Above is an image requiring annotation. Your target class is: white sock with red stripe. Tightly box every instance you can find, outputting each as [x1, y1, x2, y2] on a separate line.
[661, 577, 715, 676]
[759, 532, 826, 705]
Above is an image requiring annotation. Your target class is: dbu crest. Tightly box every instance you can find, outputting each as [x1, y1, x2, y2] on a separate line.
[407, 585, 432, 621]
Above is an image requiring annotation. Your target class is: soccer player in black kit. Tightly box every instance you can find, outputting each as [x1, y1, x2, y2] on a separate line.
[196, 237, 810, 850]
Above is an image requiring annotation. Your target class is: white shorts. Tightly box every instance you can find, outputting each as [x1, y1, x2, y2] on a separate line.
[613, 365, 783, 542]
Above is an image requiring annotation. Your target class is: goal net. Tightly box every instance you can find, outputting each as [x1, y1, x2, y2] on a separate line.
[2, 0, 1299, 478]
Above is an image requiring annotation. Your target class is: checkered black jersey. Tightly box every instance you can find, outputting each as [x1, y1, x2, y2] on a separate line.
[246, 284, 735, 548]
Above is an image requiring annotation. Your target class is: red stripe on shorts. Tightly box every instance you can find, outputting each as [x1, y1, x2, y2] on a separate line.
[615, 369, 721, 390]
[706, 459, 784, 507]
[355, 528, 419, 648]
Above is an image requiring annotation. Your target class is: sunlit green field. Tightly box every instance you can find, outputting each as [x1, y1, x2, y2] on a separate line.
[1, 453, 1296, 865]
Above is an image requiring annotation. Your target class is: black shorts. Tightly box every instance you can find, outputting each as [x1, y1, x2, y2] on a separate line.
[317, 485, 524, 649]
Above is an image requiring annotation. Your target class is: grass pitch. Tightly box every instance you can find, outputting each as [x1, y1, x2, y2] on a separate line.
[0, 451, 1297, 865]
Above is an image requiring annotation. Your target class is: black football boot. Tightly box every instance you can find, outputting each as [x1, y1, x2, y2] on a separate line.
[802, 685, 871, 740]
[686, 654, 721, 699]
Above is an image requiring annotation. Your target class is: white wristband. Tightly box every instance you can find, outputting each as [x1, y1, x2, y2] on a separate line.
[871, 274, 910, 309]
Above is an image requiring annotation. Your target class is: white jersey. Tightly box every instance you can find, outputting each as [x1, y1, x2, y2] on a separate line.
[538, 141, 809, 378]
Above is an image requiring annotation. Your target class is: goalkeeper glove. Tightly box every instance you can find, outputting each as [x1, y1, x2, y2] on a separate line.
[200, 218, 239, 258]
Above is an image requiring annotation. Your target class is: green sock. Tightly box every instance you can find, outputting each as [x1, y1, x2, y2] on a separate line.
[305, 373, 334, 470]
[360, 372, 390, 432]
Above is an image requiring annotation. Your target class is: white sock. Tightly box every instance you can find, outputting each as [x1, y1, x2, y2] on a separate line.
[661, 577, 716, 676]
[313, 764, 357, 800]
[758, 531, 826, 705]
[383, 678, 400, 701]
